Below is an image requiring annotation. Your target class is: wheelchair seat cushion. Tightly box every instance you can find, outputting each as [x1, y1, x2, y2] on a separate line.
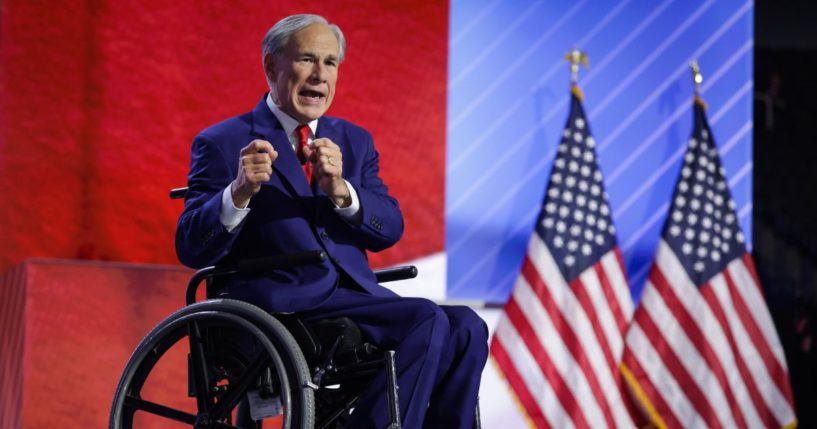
[281, 315, 376, 368]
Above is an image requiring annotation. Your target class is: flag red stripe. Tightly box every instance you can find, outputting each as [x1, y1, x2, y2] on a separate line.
[622, 344, 684, 429]
[490, 334, 551, 429]
[593, 261, 628, 336]
[639, 274, 725, 427]
[738, 254, 796, 409]
[521, 257, 616, 428]
[571, 274, 617, 373]
[650, 267, 743, 428]
[505, 295, 593, 429]
[722, 265, 795, 407]
[700, 284, 776, 427]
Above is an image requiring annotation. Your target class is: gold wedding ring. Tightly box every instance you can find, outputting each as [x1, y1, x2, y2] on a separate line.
[327, 157, 335, 166]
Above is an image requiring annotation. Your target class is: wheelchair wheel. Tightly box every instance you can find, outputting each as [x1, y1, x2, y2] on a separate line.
[110, 299, 314, 429]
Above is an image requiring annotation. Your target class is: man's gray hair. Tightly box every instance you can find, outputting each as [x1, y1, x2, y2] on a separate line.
[262, 14, 346, 64]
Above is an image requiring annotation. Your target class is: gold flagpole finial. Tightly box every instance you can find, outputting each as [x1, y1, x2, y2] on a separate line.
[690, 60, 703, 96]
[564, 49, 589, 84]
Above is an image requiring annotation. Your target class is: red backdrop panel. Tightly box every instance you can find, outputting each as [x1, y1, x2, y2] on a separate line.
[0, 1, 448, 273]
[0, 260, 195, 428]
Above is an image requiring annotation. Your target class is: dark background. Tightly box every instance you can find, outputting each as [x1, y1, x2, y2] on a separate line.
[754, 0, 817, 425]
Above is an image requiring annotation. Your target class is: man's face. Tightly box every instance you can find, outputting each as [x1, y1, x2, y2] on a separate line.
[267, 24, 339, 123]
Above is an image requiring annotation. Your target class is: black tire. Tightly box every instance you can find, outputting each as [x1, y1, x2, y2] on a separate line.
[110, 299, 314, 429]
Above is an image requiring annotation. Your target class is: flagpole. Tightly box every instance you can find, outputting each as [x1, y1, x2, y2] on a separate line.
[690, 60, 706, 108]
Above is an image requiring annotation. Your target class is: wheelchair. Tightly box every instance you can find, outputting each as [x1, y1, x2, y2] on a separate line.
[109, 188, 481, 429]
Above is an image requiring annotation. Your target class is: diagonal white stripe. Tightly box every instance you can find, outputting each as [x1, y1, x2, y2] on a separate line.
[527, 0, 678, 151]
[622, 202, 669, 254]
[710, 80, 755, 124]
[589, 0, 720, 119]
[711, 264, 793, 425]
[728, 162, 752, 188]
[640, 275, 739, 428]
[449, 0, 625, 130]
[578, 266, 626, 363]
[655, 242, 761, 424]
[606, 79, 753, 186]
[447, 149, 550, 255]
[448, 197, 541, 295]
[614, 105, 751, 219]
[513, 276, 606, 426]
[450, 0, 548, 88]
[598, 34, 753, 153]
[707, 273, 768, 428]
[494, 313, 574, 429]
[738, 203, 751, 224]
[601, 250, 635, 322]
[628, 259, 652, 292]
[727, 260, 790, 371]
[526, 236, 636, 427]
[448, 0, 672, 173]
[720, 121, 753, 155]
[450, 0, 503, 49]
[626, 322, 705, 427]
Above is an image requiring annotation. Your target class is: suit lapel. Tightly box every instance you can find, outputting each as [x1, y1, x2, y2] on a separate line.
[249, 97, 314, 199]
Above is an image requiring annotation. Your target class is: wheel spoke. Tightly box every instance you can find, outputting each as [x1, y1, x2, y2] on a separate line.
[123, 394, 197, 424]
[112, 301, 314, 429]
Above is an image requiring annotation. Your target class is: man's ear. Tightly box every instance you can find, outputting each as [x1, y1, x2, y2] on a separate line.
[263, 54, 276, 81]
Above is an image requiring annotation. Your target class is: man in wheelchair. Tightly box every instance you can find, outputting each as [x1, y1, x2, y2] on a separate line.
[174, 13, 488, 429]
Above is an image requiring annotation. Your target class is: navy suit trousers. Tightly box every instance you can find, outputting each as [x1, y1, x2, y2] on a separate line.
[300, 286, 489, 429]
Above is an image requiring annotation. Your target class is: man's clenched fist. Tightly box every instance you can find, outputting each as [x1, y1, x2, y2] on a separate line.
[303, 137, 351, 207]
[232, 139, 277, 208]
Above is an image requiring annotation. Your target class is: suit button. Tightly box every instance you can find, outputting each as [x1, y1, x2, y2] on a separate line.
[331, 256, 340, 264]
[320, 231, 329, 240]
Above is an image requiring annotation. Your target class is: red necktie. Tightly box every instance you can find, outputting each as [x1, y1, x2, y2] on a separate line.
[295, 124, 312, 185]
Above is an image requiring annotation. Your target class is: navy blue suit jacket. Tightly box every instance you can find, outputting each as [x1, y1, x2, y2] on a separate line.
[176, 96, 404, 312]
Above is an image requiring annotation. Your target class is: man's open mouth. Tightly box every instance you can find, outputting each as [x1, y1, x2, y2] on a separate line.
[299, 89, 325, 99]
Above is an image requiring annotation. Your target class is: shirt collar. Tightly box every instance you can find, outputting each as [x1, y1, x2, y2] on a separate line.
[266, 93, 318, 138]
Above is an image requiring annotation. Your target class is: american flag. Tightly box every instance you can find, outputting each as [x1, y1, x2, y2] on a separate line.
[621, 98, 797, 428]
[490, 86, 636, 428]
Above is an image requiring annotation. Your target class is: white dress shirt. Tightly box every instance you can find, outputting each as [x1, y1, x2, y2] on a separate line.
[219, 95, 361, 232]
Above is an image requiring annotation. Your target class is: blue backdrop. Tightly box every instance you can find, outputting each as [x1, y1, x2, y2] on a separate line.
[446, 0, 754, 302]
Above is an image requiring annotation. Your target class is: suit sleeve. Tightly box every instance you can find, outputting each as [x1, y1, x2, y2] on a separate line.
[337, 130, 404, 252]
[175, 134, 242, 268]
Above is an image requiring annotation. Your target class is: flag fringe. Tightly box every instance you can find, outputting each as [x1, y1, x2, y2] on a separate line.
[488, 355, 538, 429]
[781, 419, 798, 429]
[620, 362, 668, 429]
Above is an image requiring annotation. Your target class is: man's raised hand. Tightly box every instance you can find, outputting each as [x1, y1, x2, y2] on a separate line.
[232, 139, 277, 208]
[304, 137, 351, 207]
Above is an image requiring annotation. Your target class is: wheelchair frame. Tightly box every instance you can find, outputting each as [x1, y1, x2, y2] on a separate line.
[110, 249, 417, 429]
[111, 187, 481, 429]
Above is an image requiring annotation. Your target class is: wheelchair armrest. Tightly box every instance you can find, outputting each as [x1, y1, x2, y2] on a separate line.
[186, 251, 327, 305]
[374, 266, 417, 283]
[169, 187, 188, 200]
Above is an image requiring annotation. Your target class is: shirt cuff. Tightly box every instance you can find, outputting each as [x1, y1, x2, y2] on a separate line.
[220, 185, 250, 232]
[334, 180, 361, 224]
